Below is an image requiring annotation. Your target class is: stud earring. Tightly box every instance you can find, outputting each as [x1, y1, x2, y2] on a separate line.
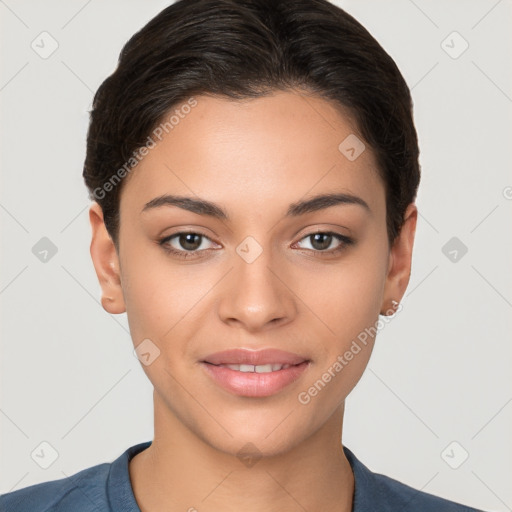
[380, 299, 400, 316]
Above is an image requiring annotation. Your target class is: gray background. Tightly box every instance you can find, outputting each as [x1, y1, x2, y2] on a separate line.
[1, 1, 511, 510]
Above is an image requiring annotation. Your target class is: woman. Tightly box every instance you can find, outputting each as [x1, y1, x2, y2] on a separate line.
[0, 0, 488, 510]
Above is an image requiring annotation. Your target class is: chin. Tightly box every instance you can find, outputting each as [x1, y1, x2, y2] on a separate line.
[196, 412, 314, 460]
[208, 433, 301, 461]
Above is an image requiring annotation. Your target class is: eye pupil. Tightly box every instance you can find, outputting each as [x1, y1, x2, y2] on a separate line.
[311, 233, 332, 250]
[180, 233, 201, 250]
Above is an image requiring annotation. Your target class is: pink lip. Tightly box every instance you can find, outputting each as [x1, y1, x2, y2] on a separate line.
[202, 348, 308, 366]
[200, 348, 310, 398]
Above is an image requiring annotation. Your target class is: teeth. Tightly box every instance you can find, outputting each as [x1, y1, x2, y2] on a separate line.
[221, 363, 291, 373]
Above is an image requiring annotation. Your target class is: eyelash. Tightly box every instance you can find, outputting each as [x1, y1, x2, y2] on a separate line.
[158, 230, 354, 259]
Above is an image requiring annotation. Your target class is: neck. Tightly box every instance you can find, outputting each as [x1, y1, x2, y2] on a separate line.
[129, 392, 354, 512]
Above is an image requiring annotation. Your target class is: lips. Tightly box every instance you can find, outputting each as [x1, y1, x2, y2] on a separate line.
[202, 348, 308, 366]
[200, 348, 310, 397]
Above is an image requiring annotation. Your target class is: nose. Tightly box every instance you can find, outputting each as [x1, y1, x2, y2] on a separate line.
[216, 244, 296, 332]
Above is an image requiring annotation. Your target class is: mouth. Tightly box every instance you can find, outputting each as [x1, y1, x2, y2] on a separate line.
[200, 348, 311, 397]
[205, 362, 296, 373]
[202, 347, 308, 366]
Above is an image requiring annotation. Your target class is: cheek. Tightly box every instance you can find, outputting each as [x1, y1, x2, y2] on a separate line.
[294, 249, 388, 344]
[292, 237, 389, 401]
[120, 245, 216, 348]
[294, 266, 385, 417]
[120, 243, 172, 342]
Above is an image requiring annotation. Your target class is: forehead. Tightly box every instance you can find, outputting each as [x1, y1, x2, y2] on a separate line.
[119, 90, 385, 219]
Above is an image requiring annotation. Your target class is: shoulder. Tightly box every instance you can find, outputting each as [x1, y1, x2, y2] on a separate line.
[0, 462, 111, 512]
[0, 441, 151, 512]
[369, 470, 484, 511]
[343, 446, 486, 512]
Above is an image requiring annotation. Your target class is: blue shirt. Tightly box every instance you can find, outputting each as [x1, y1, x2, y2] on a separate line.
[0, 441, 486, 511]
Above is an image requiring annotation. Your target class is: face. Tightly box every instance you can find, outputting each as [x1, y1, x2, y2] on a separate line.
[90, 89, 417, 457]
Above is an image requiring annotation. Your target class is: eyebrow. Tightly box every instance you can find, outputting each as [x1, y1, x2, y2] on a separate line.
[141, 192, 370, 219]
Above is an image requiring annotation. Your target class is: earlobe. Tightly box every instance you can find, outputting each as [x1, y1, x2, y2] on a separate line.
[380, 203, 418, 315]
[88, 202, 126, 315]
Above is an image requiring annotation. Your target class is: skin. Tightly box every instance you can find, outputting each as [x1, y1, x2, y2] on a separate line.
[89, 89, 417, 512]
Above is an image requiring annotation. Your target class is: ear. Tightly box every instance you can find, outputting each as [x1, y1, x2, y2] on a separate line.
[89, 202, 126, 314]
[380, 203, 418, 315]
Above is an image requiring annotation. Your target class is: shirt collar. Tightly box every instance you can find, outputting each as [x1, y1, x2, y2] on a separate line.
[343, 445, 384, 511]
[108, 441, 380, 512]
[107, 440, 151, 512]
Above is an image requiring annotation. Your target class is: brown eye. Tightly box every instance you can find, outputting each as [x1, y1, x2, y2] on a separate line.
[177, 233, 202, 251]
[309, 233, 333, 251]
[159, 231, 217, 259]
[295, 231, 354, 255]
